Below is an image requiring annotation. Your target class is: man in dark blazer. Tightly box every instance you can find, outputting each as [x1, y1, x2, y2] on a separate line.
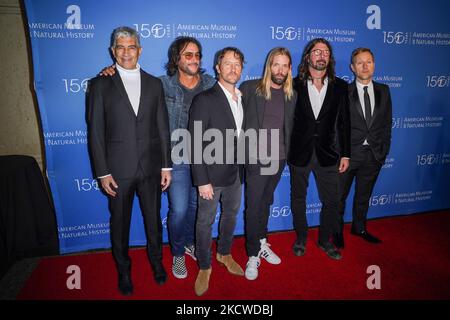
[335, 48, 392, 247]
[289, 38, 350, 260]
[88, 27, 171, 295]
[188, 47, 246, 296]
[239, 47, 296, 280]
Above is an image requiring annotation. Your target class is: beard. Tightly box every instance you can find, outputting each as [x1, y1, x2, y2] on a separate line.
[271, 73, 288, 85]
[179, 62, 200, 76]
[309, 59, 328, 71]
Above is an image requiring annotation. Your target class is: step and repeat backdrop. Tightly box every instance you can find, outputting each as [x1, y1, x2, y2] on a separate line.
[24, 0, 450, 253]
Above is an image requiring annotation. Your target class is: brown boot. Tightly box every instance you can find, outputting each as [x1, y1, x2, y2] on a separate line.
[195, 268, 212, 296]
[216, 253, 244, 276]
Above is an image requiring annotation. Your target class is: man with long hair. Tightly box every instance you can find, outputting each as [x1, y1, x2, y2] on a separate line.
[289, 38, 351, 260]
[239, 47, 296, 280]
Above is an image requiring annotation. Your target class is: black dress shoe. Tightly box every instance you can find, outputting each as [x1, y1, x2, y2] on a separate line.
[293, 240, 306, 256]
[118, 273, 133, 296]
[351, 229, 382, 244]
[333, 232, 345, 249]
[317, 241, 342, 260]
[152, 263, 168, 285]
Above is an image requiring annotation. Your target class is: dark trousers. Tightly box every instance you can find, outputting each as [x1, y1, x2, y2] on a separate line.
[290, 152, 340, 244]
[109, 165, 162, 275]
[196, 175, 242, 270]
[338, 146, 382, 233]
[245, 160, 285, 257]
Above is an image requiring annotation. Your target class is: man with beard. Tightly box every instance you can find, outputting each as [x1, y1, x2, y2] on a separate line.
[99, 37, 215, 280]
[289, 38, 350, 260]
[188, 47, 245, 296]
[239, 47, 296, 280]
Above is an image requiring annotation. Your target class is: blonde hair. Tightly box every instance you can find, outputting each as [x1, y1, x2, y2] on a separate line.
[256, 47, 294, 101]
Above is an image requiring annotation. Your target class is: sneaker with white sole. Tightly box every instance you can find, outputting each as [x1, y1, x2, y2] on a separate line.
[184, 244, 197, 261]
[245, 256, 261, 280]
[258, 238, 281, 264]
[172, 256, 187, 279]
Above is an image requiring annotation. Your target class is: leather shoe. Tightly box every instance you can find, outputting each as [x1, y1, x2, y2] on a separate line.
[333, 232, 344, 249]
[195, 268, 212, 296]
[118, 272, 133, 296]
[351, 228, 382, 244]
[317, 241, 342, 260]
[292, 240, 306, 256]
[152, 263, 168, 285]
[216, 253, 244, 276]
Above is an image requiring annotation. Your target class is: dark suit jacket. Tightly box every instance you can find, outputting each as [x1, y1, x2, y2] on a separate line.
[348, 81, 392, 163]
[239, 79, 296, 162]
[289, 77, 351, 167]
[188, 82, 244, 187]
[88, 70, 171, 179]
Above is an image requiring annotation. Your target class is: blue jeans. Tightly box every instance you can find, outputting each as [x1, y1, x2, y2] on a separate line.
[167, 164, 197, 256]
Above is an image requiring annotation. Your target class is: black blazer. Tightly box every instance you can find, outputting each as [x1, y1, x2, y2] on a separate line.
[188, 82, 244, 187]
[239, 79, 296, 162]
[289, 77, 351, 167]
[88, 70, 171, 179]
[348, 81, 392, 163]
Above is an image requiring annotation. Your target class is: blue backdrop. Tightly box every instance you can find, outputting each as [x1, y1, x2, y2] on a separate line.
[23, 0, 450, 254]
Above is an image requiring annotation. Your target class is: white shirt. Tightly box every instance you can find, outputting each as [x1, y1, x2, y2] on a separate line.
[307, 77, 328, 119]
[218, 81, 244, 137]
[116, 63, 141, 116]
[356, 80, 375, 145]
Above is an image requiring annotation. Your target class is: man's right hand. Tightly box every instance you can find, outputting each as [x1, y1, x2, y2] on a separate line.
[198, 184, 214, 201]
[100, 175, 118, 197]
[99, 65, 116, 76]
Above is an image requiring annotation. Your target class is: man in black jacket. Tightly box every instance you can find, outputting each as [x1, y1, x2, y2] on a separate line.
[289, 38, 351, 260]
[188, 47, 246, 296]
[88, 26, 172, 295]
[334, 48, 392, 248]
[239, 47, 296, 280]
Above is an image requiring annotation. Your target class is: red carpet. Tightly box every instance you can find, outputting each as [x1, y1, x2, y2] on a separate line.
[17, 211, 450, 300]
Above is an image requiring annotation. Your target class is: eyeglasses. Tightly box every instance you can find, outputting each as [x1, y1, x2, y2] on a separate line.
[310, 49, 330, 57]
[181, 52, 202, 60]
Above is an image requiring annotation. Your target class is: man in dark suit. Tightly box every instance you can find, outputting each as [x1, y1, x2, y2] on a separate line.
[334, 48, 392, 247]
[239, 47, 296, 280]
[88, 26, 172, 296]
[188, 47, 245, 296]
[289, 38, 350, 260]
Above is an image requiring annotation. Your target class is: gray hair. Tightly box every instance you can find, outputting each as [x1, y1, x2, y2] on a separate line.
[111, 26, 141, 49]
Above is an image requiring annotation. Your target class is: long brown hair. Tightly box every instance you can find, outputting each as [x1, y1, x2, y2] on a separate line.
[297, 38, 336, 85]
[256, 47, 294, 101]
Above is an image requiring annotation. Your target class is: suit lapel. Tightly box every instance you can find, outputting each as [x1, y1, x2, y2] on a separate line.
[214, 83, 237, 130]
[136, 70, 146, 121]
[256, 94, 266, 128]
[317, 81, 333, 119]
[371, 82, 382, 128]
[111, 72, 137, 118]
[350, 82, 365, 122]
[300, 83, 316, 120]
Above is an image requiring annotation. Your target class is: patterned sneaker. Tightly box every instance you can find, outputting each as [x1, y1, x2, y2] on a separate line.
[258, 238, 281, 265]
[184, 244, 197, 261]
[172, 256, 187, 279]
[245, 256, 261, 281]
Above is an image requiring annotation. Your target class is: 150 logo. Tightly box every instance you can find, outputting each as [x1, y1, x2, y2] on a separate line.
[270, 27, 301, 41]
[426, 76, 450, 88]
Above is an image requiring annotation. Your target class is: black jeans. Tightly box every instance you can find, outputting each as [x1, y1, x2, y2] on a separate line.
[290, 152, 340, 245]
[245, 160, 285, 257]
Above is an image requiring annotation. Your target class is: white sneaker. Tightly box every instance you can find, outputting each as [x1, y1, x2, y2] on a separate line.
[184, 244, 197, 261]
[172, 256, 187, 279]
[258, 238, 281, 265]
[245, 256, 260, 280]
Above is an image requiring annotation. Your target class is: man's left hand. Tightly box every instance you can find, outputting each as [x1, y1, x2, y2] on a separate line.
[161, 170, 171, 191]
[338, 158, 350, 173]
